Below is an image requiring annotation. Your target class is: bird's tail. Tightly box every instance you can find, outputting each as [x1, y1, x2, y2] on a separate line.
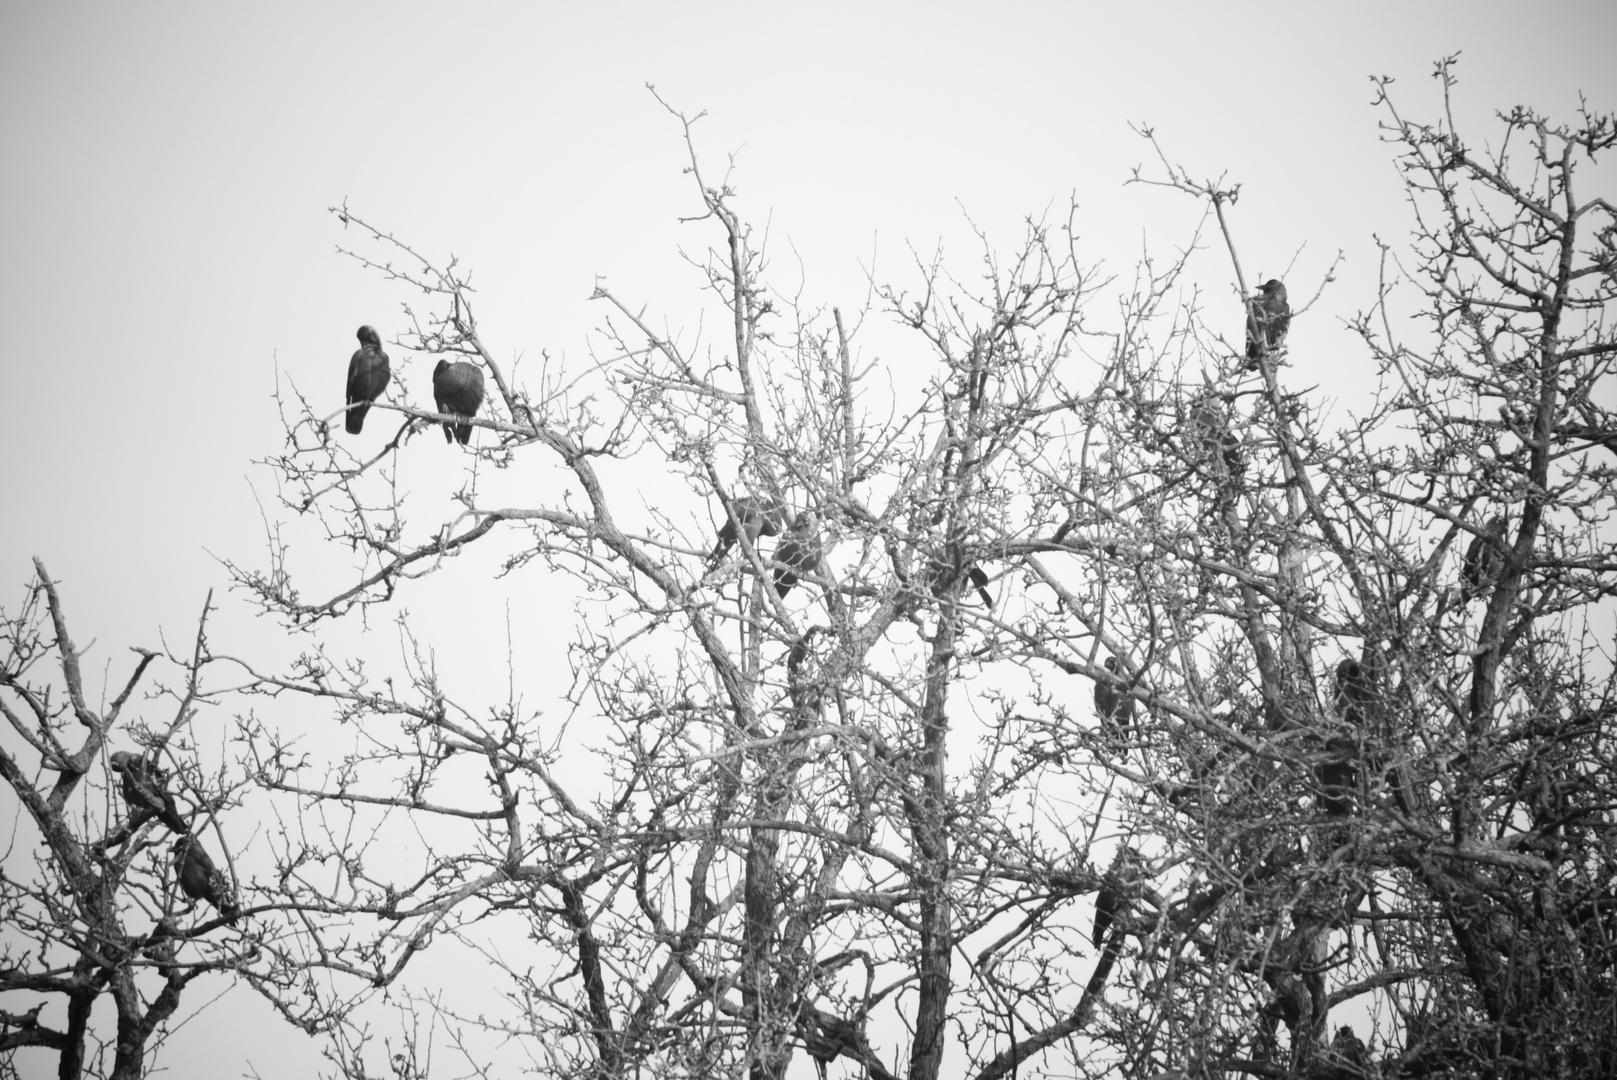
[455, 422, 473, 445]
[346, 404, 368, 435]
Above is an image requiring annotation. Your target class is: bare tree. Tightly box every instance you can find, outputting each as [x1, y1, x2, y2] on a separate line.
[0, 563, 253, 1080]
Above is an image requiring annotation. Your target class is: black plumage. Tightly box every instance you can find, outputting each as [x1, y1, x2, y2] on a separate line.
[1093, 846, 1141, 946]
[1245, 279, 1291, 363]
[709, 493, 786, 564]
[967, 566, 994, 607]
[1318, 658, 1369, 817]
[1190, 399, 1243, 477]
[171, 837, 239, 919]
[344, 325, 391, 435]
[1461, 515, 1507, 596]
[772, 511, 823, 598]
[1334, 658, 1371, 727]
[1093, 656, 1135, 736]
[109, 751, 187, 834]
[432, 359, 486, 445]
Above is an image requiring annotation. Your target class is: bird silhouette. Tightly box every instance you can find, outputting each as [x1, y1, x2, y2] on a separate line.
[967, 566, 994, 607]
[432, 359, 486, 445]
[772, 510, 822, 598]
[1462, 515, 1507, 597]
[709, 493, 786, 564]
[1190, 398, 1244, 477]
[1093, 846, 1141, 945]
[109, 751, 188, 833]
[171, 837, 239, 919]
[1093, 656, 1135, 736]
[1245, 279, 1291, 364]
[344, 325, 391, 435]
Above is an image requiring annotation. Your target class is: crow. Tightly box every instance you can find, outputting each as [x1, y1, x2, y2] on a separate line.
[432, 359, 486, 445]
[1462, 515, 1507, 597]
[109, 751, 187, 833]
[710, 493, 786, 564]
[171, 837, 239, 919]
[1245, 279, 1291, 364]
[344, 325, 391, 434]
[1093, 656, 1135, 736]
[772, 511, 822, 598]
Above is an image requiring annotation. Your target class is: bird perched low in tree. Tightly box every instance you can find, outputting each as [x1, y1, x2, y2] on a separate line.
[709, 493, 786, 565]
[1189, 398, 1244, 478]
[1245, 278, 1291, 365]
[109, 751, 188, 833]
[1334, 658, 1371, 728]
[1093, 846, 1142, 946]
[772, 510, 823, 598]
[1461, 514, 1507, 597]
[1094, 656, 1135, 737]
[171, 837, 239, 919]
[967, 565, 994, 607]
[344, 325, 391, 435]
[432, 359, 486, 445]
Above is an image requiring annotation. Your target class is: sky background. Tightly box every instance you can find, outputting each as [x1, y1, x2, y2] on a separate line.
[2, 2, 1613, 1076]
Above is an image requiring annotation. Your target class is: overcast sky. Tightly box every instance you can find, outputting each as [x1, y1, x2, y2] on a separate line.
[2, 3, 1611, 1076]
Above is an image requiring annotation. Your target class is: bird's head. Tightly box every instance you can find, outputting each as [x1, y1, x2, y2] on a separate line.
[109, 751, 135, 773]
[434, 359, 451, 377]
[1103, 656, 1121, 673]
[1336, 658, 1362, 685]
[1259, 279, 1286, 300]
[357, 325, 381, 348]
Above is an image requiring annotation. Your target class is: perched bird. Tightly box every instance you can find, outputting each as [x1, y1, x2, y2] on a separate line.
[1093, 656, 1135, 736]
[1334, 658, 1371, 728]
[967, 566, 994, 608]
[432, 359, 486, 445]
[772, 510, 823, 598]
[109, 751, 188, 834]
[1245, 279, 1291, 364]
[1461, 515, 1507, 596]
[1189, 399, 1244, 478]
[171, 837, 239, 919]
[1093, 846, 1141, 946]
[344, 325, 392, 435]
[1316, 736, 1359, 817]
[1331, 1026, 1370, 1072]
[709, 493, 786, 564]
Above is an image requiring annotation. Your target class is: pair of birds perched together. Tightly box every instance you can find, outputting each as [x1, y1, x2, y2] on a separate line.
[708, 494, 822, 598]
[108, 751, 238, 919]
[344, 325, 487, 444]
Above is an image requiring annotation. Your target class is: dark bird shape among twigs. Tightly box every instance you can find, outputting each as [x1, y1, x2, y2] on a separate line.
[709, 493, 786, 565]
[171, 837, 239, 919]
[1093, 656, 1135, 736]
[1189, 399, 1244, 479]
[432, 359, 486, 445]
[109, 751, 188, 834]
[1334, 658, 1371, 728]
[1093, 846, 1142, 946]
[344, 325, 391, 435]
[967, 566, 994, 607]
[1245, 278, 1291, 365]
[772, 510, 823, 598]
[1461, 514, 1507, 598]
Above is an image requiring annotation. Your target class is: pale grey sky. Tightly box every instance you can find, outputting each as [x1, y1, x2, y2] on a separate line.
[1, 2, 1611, 1076]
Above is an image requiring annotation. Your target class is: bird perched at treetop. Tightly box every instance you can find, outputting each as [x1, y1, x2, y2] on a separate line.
[1245, 279, 1291, 365]
[344, 325, 391, 435]
[1462, 515, 1507, 597]
[109, 751, 188, 834]
[1093, 656, 1135, 736]
[171, 837, 239, 919]
[772, 510, 823, 598]
[709, 493, 786, 565]
[432, 359, 486, 445]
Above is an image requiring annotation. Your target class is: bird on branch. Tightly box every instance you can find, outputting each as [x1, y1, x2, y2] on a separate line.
[109, 751, 188, 834]
[344, 325, 391, 435]
[967, 565, 994, 607]
[709, 493, 786, 565]
[1093, 656, 1135, 737]
[171, 837, 239, 919]
[1093, 845, 1143, 946]
[772, 510, 823, 598]
[1244, 278, 1291, 366]
[432, 359, 486, 445]
[1461, 514, 1507, 598]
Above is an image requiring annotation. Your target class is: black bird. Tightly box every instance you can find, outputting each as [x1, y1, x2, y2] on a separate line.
[171, 837, 239, 919]
[1190, 399, 1244, 477]
[432, 359, 486, 445]
[772, 510, 823, 598]
[1334, 658, 1371, 728]
[109, 751, 188, 833]
[967, 566, 994, 608]
[1093, 656, 1135, 736]
[1245, 279, 1291, 364]
[1316, 737, 1358, 817]
[344, 325, 391, 435]
[1093, 846, 1141, 946]
[1461, 515, 1507, 596]
[709, 493, 786, 564]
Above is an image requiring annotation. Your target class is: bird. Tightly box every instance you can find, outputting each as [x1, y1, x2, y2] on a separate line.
[108, 751, 188, 834]
[967, 566, 994, 607]
[1245, 279, 1291, 364]
[1093, 846, 1141, 946]
[1093, 656, 1135, 736]
[1334, 658, 1371, 728]
[709, 493, 786, 564]
[171, 837, 239, 919]
[772, 510, 823, 598]
[1189, 398, 1243, 478]
[432, 359, 486, 445]
[1461, 515, 1507, 596]
[344, 325, 391, 435]
[1315, 737, 1359, 817]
